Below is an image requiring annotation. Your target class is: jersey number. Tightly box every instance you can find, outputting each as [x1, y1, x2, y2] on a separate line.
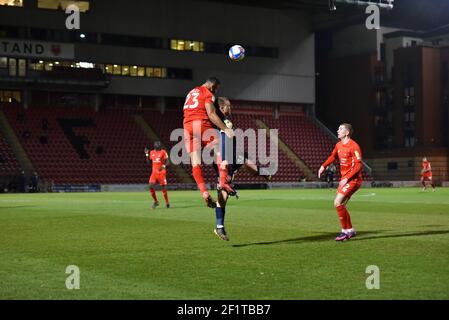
[183, 92, 200, 109]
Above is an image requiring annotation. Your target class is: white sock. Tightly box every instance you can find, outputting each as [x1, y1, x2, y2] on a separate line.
[217, 225, 224, 229]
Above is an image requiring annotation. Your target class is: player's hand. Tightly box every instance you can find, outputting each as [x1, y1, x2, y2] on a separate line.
[159, 165, 166, 172]
[224, 128, 234, 139]
[318, 166, 325, 178]
[339, 178, 348, 188]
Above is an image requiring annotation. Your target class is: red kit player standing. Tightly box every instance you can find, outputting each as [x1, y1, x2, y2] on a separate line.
[319, 123, 362, 241]
[183, 77, 235, 208]
[421, 157, 435, 192]
[145, 141, 170, 209]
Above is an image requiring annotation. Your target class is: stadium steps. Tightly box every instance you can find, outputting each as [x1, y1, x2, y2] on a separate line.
[255, 119, 317, 182]
[0, 110, 35, 173]
[133, 114, 194, 184]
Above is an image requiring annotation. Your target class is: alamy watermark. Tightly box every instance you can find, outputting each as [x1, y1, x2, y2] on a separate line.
[65, 4, 80, 30]
[365, 0, 394, 30]
[65, 265, 80, 290]
[169, 122, 279, 176]
[365, 265, 380, 290]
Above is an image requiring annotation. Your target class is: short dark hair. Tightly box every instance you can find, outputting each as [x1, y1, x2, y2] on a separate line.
[217, 97, 230, 107]
[205, 77, 221, 86]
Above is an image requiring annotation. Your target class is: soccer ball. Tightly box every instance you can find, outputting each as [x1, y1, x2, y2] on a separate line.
[229, 45, 245, 61]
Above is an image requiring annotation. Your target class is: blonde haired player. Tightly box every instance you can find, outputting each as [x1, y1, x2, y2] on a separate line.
[318, 123, 363, 241]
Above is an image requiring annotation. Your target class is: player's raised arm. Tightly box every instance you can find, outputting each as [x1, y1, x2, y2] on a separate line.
[319, 146, 338, 178]
[205, 102, 234, 138]
[144, 147, 151, 165]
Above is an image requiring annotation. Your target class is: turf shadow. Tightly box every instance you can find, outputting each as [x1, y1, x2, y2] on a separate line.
[0, 205, 37, 209]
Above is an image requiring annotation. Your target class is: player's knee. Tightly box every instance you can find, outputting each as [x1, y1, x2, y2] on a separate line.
[334, 199, 344, 207]
[220, 160, 228, 170]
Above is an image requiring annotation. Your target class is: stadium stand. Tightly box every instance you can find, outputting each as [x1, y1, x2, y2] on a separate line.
[2, 101, 370, 186]
[2, 105, 181, 185]
[0, 131, 21, 176]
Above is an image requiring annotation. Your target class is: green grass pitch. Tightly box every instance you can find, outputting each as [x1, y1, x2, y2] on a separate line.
[1, 188, 448, 299]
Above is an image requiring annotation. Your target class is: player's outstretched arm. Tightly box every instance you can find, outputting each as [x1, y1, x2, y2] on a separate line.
[319, 146, 338, 178]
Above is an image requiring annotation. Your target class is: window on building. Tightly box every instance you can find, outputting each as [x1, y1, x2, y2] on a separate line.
[403, 87, 415, 106]
[442, 61, 448, 85]
[153, 67, 162, 78]
[29, 60, 44, 71]
[146, 67, 154, 78]
[405, 63, 414, 85]
[121, 65, 129, 76]
[405, 136, 415, 147]
[37, 0, 90, 12]
[0, 0, 23, 7]
[44, 61, 53, 71]
[137, 66, 145, 77]
[130, 65, 138, 77]
[0, 90, 21, 103]
[112, 64, 121, 75]
[18, 59, 26, 77]
[0, 57, 7, 69]
[8, 58, 17, 76]
[171, 39, 205, 52]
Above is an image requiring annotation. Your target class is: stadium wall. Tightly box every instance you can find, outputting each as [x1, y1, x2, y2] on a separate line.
[366, 153, 448, 182]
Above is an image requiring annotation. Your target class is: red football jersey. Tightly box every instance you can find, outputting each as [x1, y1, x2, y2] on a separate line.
[323, 139, 363, 180]
[422, 161, 432, 177]
[148, 149, 168, 171]
[183, 86, 215, 124]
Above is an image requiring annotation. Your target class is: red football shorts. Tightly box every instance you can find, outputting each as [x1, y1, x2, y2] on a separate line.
[422, 174, 433, 181]
[149, 171, 167, 186]
[183, 120, 218, 153]
[337, 178, 362, 198]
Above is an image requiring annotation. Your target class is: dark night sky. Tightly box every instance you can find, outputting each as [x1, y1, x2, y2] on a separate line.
[383, 0, 449, 30]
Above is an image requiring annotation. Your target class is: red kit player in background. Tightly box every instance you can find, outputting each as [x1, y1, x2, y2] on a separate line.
[421, 157, 435, 192]
[145, 141, 170, 209]
[183, 77, 235, 208]
[319, 123, 362, 241]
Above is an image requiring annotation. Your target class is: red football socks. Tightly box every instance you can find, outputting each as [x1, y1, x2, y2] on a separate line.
[192, 165, 208, 197]
[150, 187, 157, 202]
[336, 204, 352, 229]
[162, 189, 169, 204]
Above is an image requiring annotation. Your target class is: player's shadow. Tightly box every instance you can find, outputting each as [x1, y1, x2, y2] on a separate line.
[232, 229, 449, 247]
[169, 204, 206, 209]
[232, 231, 380, 247]
[352, 229, 449, 241]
